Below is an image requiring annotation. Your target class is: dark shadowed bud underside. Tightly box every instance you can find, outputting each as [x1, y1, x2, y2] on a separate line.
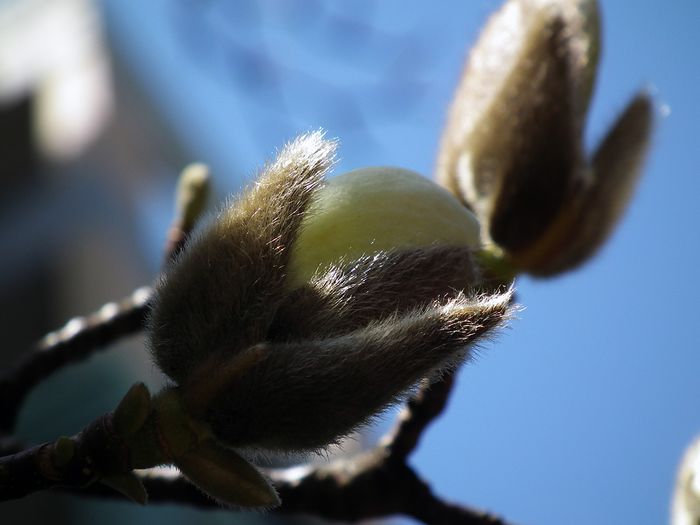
[437, 0, 653, 277]
[209, 290, 511, 451]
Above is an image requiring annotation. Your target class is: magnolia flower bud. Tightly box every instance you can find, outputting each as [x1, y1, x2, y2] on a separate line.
[672, 435, 700, 525]
[145, 132, 512, 506]
[437, 0, 652, 277]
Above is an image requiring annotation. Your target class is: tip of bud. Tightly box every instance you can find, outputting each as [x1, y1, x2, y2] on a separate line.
[175, 441, 280, 508]
[515, 90, 653, 276]
[176, 163, 211, 229]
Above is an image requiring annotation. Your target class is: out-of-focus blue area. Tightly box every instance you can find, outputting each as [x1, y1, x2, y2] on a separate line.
[94, 1, 700, 524]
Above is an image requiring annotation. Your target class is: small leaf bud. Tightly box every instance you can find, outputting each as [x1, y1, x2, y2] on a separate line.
[175, 441, 279, 508]
[176, 163, 211, 230]
[113, 383, 151, 439]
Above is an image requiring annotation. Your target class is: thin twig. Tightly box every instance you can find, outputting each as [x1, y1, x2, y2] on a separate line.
[0, 287, 152, 434]
[141, 453, 510, 524]
[0, 436, 513, 525]
[0, 172, 207, 435]
[0, 374, 514, 524]
[383, 373, 456, 461]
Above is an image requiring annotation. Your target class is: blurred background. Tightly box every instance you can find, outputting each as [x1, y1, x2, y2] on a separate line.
[1, 0, 698, 524]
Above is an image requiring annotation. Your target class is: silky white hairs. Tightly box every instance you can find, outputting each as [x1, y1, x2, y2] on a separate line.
[147, 131, 512, 453]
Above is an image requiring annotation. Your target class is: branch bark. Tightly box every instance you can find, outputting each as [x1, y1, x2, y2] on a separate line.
[88, 452, 509, 525]
[0, 287, 152, 434]
[0, 172, 204, 435]
[0, 377, 515, 525]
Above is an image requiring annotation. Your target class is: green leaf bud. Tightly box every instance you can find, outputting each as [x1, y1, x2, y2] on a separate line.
[113, 382, 151, 439]
[149, 388, 212, 460]
[175, 441, 279, 508]
[52, 436, 75, 468]
[176, 163, 211, 230]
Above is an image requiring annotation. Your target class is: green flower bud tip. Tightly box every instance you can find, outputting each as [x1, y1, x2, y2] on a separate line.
[288, 166, 481, 289]
[150, 388, 213, 461]
[125, 387, 216, 472]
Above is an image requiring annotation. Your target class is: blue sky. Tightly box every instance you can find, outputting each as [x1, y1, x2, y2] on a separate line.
[97, 1, 700, 523]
